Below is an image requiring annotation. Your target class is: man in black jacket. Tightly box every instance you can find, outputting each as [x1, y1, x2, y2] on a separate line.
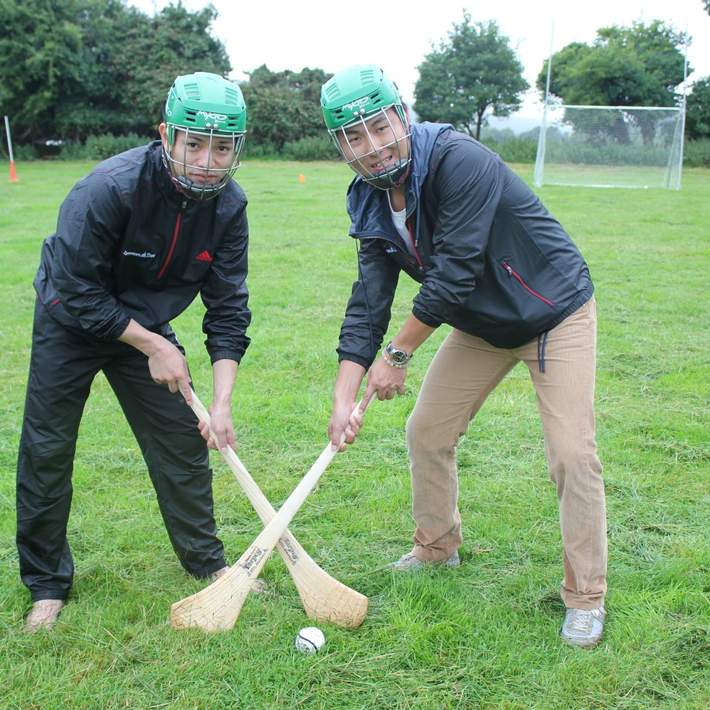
[18, 72, 251, 631]
[321, 65, 607, 648]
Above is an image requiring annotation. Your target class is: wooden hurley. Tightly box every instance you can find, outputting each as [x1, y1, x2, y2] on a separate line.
[170, 394, 368, 632]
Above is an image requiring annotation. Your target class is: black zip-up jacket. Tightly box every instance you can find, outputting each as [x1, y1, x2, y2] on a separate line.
[338, 122, 593, 369]
[34, 141, 251, 363]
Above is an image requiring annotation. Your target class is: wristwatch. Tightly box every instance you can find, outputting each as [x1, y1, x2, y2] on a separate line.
[382, 341, 413, 368]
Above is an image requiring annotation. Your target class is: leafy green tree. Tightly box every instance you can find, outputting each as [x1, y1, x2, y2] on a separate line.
[124, 3, 231, 136]
[414, 13, 528, 140]
[59, 0, 154, 140]
[539, 21, 687, 106]
[240, 66, 331, 151]
[686, 77, 710, 139]
[0, 0, 83, 142]
[0, 0, 230, 144]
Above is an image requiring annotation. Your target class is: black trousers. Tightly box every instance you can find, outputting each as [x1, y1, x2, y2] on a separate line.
[16, 300, 226, 601]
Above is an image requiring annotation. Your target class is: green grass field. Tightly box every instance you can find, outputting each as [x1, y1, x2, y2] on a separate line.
[541, 163, 681, 189]
[1, 159, 708, 709]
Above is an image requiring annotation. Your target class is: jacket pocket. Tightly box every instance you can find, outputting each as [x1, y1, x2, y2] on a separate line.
[500, 261, 555, 308]
[179, 256, 213, 284]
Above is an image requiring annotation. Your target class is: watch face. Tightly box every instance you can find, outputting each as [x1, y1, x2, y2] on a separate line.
[386, 344, 409, 364]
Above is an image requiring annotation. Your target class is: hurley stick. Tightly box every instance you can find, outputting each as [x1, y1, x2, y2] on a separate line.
[183, 390, 367, 628]
[170, 400, 367, 632]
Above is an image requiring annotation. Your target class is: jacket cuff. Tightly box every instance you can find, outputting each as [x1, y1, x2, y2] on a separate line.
[208, 349, 244, 365]
[411, 306, 443, 329]
[105, 315, 132, 341]
[338, 352, 373, 370]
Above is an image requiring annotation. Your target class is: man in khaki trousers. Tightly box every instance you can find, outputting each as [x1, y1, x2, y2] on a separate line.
[321, 65, 608, 648]
[407, 297, 606, 615]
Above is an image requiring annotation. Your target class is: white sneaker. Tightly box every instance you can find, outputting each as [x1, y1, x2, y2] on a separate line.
[24, 599, 65, 633]
[389, 551, 461, 571]
[561, 607, 606, 648]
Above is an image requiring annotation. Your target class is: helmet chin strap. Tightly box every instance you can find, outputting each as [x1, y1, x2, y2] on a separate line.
[348, 139, 411, 191]
[359, 159, 410, 190]
[173, 174, 223, 200]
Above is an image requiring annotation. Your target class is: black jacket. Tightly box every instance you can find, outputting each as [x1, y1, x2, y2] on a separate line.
[338, 123, 593, 368]
[34, 141, 251, 363]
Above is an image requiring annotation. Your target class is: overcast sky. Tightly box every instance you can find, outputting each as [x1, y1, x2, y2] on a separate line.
[129, 0, 710, 116]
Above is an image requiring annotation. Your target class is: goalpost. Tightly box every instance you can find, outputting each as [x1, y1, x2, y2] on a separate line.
[534, 104, 685, 189]
[534, 29, 688, 190]
[4, 115, 19, 183]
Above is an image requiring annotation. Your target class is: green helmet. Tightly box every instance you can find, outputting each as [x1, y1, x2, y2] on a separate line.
[163, 72, 247, 201]
[321, 65, 411, 190]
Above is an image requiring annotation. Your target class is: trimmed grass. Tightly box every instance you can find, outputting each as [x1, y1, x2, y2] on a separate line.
[541, 163, 680, 189]
[0, 159, 708, 709]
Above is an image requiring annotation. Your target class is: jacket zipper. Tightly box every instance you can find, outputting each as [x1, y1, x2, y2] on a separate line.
[502, 261, 555, 307]
[157, 200, 186, 279]
[405, 217, 423, 268]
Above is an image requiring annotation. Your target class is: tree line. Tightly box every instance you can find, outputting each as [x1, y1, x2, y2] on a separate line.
[0, 0, 229, 143]
[1, 1, 708, 155]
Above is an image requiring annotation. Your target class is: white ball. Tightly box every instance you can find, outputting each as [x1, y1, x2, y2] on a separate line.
[294, 626, 326, 654]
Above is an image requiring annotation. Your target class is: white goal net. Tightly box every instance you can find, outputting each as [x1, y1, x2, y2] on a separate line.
[534, 104, 684, 189]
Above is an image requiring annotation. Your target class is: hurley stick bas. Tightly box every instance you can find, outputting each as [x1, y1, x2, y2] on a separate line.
[183, 390, 367, 628]
[170, 400, 367, 632]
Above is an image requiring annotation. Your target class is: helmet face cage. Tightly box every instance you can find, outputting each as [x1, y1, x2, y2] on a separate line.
[163, 124, 245, 201]
[329, 104, 411, 190]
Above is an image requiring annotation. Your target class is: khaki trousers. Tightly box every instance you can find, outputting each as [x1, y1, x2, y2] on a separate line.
[406, 297, 607, 608]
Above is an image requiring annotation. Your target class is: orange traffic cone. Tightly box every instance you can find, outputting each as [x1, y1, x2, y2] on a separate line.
[9, 160, 18, 182]
[298, 173, 305, 184]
